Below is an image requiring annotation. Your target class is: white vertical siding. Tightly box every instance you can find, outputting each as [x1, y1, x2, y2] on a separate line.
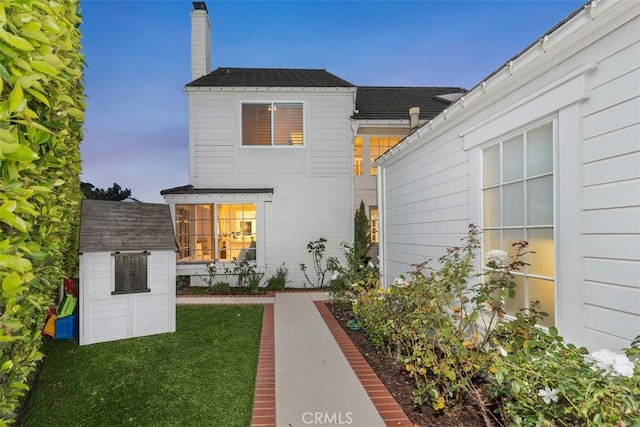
[79, 251, 176, 346]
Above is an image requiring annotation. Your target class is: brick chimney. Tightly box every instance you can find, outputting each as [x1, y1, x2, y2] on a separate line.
[409, 106, 420, 130]
[191, 2, 211, 80]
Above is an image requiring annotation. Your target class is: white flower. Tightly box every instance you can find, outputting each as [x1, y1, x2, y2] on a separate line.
[585, 349, 635, 378]
[392, 277, 408, 288]
[537, 386, 559, 404]
[498, 346, 508, 357]
[208, 262, 215, 268]
[486, 249, 510, 268]
[367, 261, 375, 269]
[331, 271, 339, 281]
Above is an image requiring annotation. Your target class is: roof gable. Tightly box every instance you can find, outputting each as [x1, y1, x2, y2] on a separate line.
[79, 200, 177, 253]
[187, 67, 355, 88]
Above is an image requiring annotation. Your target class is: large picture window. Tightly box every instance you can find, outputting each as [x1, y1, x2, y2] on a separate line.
[242, 102, 303, 146]
[176, 203, 257, 263]
[481, 121, 555, 327]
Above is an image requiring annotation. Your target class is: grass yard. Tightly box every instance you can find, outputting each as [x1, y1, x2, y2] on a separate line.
[20, 305, 263, 427]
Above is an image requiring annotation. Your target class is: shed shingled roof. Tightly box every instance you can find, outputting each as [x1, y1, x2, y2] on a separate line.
[187, 67, 355, 88]
[353, 86, 466, 120]
[79, 200, 177, 253]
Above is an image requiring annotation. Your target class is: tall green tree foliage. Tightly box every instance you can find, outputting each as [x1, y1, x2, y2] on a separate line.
[0, 1, 85, 422]
[353, 200, 370, 262]
[81, 181, 132, 201]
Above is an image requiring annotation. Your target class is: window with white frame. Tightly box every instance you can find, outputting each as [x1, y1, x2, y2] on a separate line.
[175, 203, 256, 263]
[370, 207, 379, 243]
[242, 102, 303, 146]
[481, 120, 555, 327]
[370, 137, 402, 176]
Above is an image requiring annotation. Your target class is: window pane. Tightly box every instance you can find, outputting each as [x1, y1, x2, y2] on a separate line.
[503, 228, 524, 259]
[483, 187, 500, 227]
[527, 122, 553, 177]
[354, 137, 363, 176]
[218, 204, 257, 262]
[529, 278, 555, 327]
[503, 182, 524, 226]
[527, 175, 553, 225]
[176, 205, 192, 261]
[483, 144, 500, 187]
[528, 228, 554, 277]
[503, 134, 523, 182]
[482, 229, 500, 265]
[242, 104, 271, 146]
[274, 103, 303, 145]
[504, 275, 525, 317]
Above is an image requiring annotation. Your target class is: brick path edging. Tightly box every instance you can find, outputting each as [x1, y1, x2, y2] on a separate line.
[314, 301, 414, 427]
[251, 303, 276, 427]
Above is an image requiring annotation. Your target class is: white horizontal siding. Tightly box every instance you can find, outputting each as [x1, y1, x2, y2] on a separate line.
[189, 90, 354, 187]
[380, 5, 640, 352]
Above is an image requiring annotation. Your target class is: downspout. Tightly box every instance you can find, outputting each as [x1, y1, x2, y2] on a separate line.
[376, 165, 386, 289]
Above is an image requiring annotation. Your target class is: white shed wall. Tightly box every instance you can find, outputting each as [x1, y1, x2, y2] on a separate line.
[79, 251, 177, 346]
[379, 1, 639, 352]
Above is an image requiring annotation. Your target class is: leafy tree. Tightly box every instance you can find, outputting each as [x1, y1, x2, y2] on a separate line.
[354, 200, 370, 262]
[81, 182, 132, 201]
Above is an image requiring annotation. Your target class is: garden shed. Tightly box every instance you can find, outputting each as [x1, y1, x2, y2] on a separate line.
[78, 200, 178, 345]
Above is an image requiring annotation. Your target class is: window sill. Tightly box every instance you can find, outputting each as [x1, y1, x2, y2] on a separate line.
[111, 289, 151, 296]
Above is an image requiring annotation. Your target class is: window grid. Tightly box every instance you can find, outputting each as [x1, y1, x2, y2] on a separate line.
[176, 203, 257, 263]
[481, 121, 555, 327]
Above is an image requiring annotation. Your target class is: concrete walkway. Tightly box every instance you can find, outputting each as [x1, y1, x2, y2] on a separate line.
[274, 293, 385, 427]
[177, 292, 410, 427]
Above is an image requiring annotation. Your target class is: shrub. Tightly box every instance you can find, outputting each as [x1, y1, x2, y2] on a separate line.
[266, 263, 289, 291]
[351, 224, 639, 424]
[211, 281, 230, 294]
[300, 238, 337, 288]
[0, 1, 85, 422]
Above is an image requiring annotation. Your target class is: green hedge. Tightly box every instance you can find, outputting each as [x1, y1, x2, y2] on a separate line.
[0, 0, 84, 423]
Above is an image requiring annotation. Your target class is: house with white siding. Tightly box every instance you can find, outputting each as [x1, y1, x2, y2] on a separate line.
[374, 0, 640, 352]
[162, 2, 461, 285]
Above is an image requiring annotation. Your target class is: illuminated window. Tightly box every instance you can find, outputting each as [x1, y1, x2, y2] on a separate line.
[370, 137, 402, 175]
[354, 137, 363, 176]
[482, 121, 555, 327]
[175, 204, 256, 263]
[242, 103, 303, 146]
[370, 207, 379, 243]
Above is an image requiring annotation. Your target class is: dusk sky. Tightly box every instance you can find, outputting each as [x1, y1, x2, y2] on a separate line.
[80, 0, 584, 203]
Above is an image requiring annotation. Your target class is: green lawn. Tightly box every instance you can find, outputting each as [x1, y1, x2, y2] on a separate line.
[20, 305, 263, 427]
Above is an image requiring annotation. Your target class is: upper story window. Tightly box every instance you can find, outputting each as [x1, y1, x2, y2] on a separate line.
[370, 137, 402, 175]
[242, 102, 304, 146]
[481, 121, 555, 327]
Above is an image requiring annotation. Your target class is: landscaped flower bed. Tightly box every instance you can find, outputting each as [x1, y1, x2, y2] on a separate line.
[330, 225, 640, 426]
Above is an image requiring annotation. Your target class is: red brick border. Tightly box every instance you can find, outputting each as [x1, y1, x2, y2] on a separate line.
[251, 303, 276, 427]
[314, 301, 414, 427]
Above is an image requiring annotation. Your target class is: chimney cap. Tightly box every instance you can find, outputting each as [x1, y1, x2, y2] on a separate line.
[193, 2, 208, 12]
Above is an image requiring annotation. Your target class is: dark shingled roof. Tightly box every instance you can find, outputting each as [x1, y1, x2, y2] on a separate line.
[187, 67, 355, 88]
[353, 86, 467, 120]
[79, 200, 177, 253]
[160, 185, 274, 195]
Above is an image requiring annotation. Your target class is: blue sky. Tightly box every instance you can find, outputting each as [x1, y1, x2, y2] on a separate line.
[80, 0, 584, 203]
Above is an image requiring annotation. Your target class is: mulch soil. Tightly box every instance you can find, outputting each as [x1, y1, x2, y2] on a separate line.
[327, 302, 502, 427]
